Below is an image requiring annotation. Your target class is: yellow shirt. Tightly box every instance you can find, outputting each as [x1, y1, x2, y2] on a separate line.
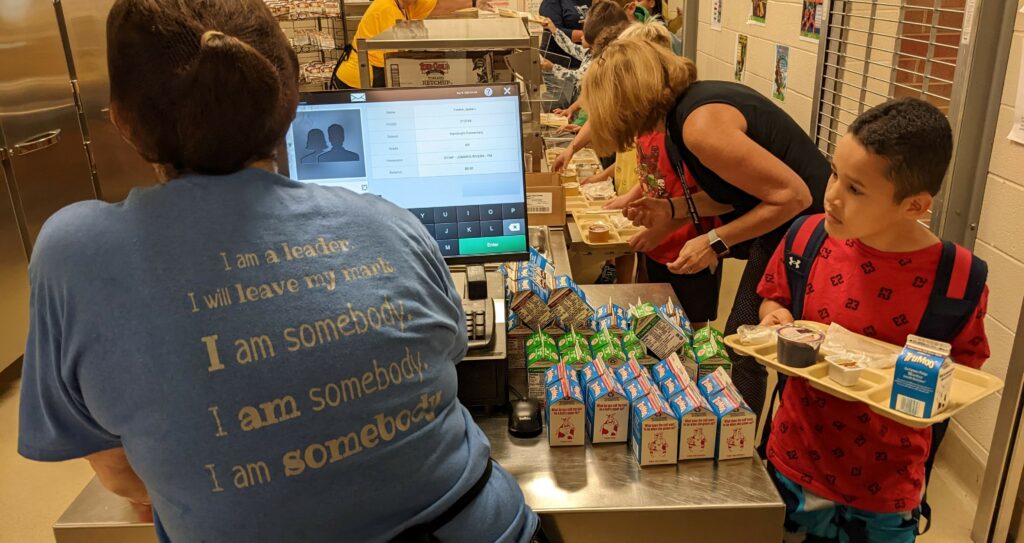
[614, 148, 639, 195]
[335, 0, 438, 88]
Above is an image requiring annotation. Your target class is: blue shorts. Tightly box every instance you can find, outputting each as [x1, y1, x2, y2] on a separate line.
[768, 463, 921, 543]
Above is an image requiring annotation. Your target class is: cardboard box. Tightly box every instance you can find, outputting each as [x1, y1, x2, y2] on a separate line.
[526, 172, 565, 227]
[890, 335, 955, 418]
[630, 392, 680, 466]
[385, 52, 494, 87]
[707, 388, 757, 460]
[631, 303, 691, 360]
[546, 372, 586, 447]
[549, 275, 595, 331]
[668, 387, 719, 461]
[585, 372, 630, 444]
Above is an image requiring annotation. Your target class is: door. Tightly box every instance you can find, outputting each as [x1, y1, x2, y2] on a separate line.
[59, 0, 157, 202]
[0, 157, 30, 372]
[0, 0, 97, 247]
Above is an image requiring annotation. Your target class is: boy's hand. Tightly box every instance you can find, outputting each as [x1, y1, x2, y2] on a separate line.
[761, 307, 795, 326]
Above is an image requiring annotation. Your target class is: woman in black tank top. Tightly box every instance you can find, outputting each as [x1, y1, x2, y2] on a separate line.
[582, 38, 829, 415]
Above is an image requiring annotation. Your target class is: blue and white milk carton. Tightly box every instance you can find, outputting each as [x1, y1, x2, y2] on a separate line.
[668, 386, 719, 461]
[698, 367, 734, 399]
[546, 370, 586, 447]
[578, 355, 613, 387]
[585, 371, 630, 444]
[614, 354, 648, 386]
[707, 388, 757, 460]
[630, 392, 680, 466]
[890, 335, 955, 419]
[650, 352, 687, 385]
[622, 372, 659, 404]
[656, 355, 694, 400]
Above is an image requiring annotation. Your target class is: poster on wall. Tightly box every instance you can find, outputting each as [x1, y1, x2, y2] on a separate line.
[712, 0, 723, 30]
[1009, 42, 1024, 144]
[735, 34, 749, 82]
[773, 45, 789, 102]
[800, 0, 823, 42]
[749, 0, 767, 25]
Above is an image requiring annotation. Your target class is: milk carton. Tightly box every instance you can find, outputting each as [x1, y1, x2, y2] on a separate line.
[621, 372, 658, 404]
[544, 362, 574, 387]
[585, 371, 630, 444]
[651, 352, 688, 385]
[657, 356, 694, 400]
[693, 339, 733, 379]
[698, 367, 734, 398]
[890, 335, 956, 419]
[630, 392, 680, 466]
[693, 326, 725, 347]
[631, 302, 690, 359]
[621, 330, 648, 361]
[557, 330, 592, 370]
[578, 355, 613, 386]
[508, 276, 554, 330]
[526, 330, 561, 403]
[668, 387, 719, 461]
[546, 371, 586, 447]
[614, 354, 648, 386]
[707, 388, 757, 460]
[678, 343, 700, 381]
[590, 329, 628, 367]
[549, 275, 596, 331]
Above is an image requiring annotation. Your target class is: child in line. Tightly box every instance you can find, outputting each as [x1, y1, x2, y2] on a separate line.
[757, 98, 990, 542]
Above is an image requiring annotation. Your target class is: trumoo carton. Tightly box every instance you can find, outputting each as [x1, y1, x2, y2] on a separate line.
[585, 371, 630, 444]
[630, 392, 680, 466]
[890, 335, 956, 419]
[707, 388, 757, 460]
[546, 371, 586, 447]
[668, 387, 719, 461]
[631, 302, 690, 359]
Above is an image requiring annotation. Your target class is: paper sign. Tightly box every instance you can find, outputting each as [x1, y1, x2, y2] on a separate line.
[735, 34, 749, 82]
[749, 0, 767, 25]
[800, 0, 823, 42]
[711, 0, 723, 30]
[1009, 44, 1024, 145]
[773, 45, 790, 102]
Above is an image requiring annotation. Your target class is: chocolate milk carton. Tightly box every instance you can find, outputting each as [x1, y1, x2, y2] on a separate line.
[546, 370, 586, 447]
[508, 275, 554, 331]
[549, 275, 596, 331]
[668, 386, 718, 461]
[585, 371, 630, 444]
[631, 302, 690, 359]
[630, 392, 680, 467]
[707, 388, 757, 460]
[891, 335, 956, 418]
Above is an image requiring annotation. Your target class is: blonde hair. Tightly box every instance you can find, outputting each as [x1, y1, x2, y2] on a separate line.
[618, 20, 673, 50]
[582, 38, 697, 155]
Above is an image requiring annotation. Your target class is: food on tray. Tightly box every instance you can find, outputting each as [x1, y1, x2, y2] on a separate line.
[587, 223, 610, 243]
[826, 354, 866, 387]
[776, 325, 825, 368]
[737, 324, 774, 345]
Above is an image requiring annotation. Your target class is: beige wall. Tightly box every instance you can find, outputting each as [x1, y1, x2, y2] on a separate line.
[694, 0, 819, 133]
[954, 9, 1024, 471]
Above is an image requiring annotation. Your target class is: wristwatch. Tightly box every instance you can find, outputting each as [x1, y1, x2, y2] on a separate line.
[708, 229, 730, 257]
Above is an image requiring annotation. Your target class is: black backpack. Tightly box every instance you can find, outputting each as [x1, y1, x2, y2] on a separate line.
[760, 214, 988, 533]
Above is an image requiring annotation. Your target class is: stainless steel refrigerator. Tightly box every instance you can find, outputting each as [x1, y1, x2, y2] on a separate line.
[0, 0, 155, 372]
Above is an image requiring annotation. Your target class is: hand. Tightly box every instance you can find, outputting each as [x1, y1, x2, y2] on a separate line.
[571, 29, 584, 43]
[556, 124, 581, 134]
[629, 225, 673, 253]
[552, 148, 574, 172]
[667, 234, 719, 275]
[603, 194, 632, 210]
[761, 307, 795, 327]
[552, 107, 569, 117]
[540, 58, 554, 71]
[583, 172, 610, 186]
[624, 197, 672, 228]
[543, 18, 557, 34]
[625, 1, 637, 17]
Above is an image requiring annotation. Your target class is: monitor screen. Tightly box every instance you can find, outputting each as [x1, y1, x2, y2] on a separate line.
[282, 84, 528, 265]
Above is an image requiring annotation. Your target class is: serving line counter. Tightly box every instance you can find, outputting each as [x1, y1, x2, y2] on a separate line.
[52, 231, 784, 543]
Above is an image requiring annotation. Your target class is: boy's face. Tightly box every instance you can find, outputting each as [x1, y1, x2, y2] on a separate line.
[823, 134, 932, 241]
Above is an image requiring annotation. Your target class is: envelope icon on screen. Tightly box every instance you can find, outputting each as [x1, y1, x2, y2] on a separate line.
[351, 93, 367, 103]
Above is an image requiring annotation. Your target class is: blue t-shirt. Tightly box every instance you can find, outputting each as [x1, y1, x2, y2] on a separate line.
[18, 169, 537, 542]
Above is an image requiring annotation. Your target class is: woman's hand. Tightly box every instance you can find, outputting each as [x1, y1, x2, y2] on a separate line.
[761, 307, 795, 327]
[624, 197, 672, 228]
[571, 29, 584, 43]
[540, 57, 554, 71]
[556, 124, 581, 135]
[602, 193, 633, 210]
[543, 18, 557, 34]
[667, 234, 718, 275]
[629, 224, 673, 253]
[624, 1, 638, 17]
[551, 148, 574, 172]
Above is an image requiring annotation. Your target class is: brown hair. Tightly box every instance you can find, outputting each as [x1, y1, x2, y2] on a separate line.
[583, 38, 696, 155]
[583, 1, 630, 46]
[107, 0, 299, 175]
[590, 21, 631, 56]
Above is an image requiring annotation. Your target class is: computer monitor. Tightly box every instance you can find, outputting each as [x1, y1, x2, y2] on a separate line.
[281, 84, 529, 265]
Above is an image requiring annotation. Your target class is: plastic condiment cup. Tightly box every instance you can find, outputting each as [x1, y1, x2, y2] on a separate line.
[826, 355, 866, 387]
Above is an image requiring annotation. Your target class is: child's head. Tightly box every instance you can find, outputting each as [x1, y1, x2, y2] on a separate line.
[823, 98, 953, 240]
[583, 1, 630, 47]
[617, 19, 673, 50]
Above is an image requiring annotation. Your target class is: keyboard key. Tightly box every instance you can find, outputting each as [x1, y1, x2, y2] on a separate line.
[434, 207, 458, 223]
[459, 222, 481, 238]
[479, 204, 502, 220]
[502, 203, 525, 219]
[437, 240, 459, 257]
[481, 220, 504, 236]
[435, 222, 459, 240]
[503, 219, 526, 236]
[457, 205, 481, 222]
[411, 208, 434, 224]
[423, 224, 436, 238]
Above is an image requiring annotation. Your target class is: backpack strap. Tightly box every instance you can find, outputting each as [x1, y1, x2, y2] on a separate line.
[917, 241, 988, 341]
[783, 214, 828, 320]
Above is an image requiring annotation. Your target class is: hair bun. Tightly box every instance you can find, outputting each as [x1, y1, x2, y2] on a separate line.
[201, 30, 227, 47]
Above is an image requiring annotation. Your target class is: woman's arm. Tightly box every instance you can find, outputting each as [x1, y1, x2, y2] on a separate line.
[86, 448, 150, 505]
[551, 122, 592, 172]
[683, 103, 812, 248]
[548, 24, 589, 61]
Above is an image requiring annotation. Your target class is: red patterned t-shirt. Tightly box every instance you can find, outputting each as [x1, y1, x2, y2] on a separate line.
[757, 226, 990, 513]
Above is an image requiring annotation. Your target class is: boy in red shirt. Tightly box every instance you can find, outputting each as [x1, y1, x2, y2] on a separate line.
[757, 98, 990, 541]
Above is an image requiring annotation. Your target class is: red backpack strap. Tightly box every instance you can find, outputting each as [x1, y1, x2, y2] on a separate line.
[783, 214, 828, 319]
[917, 241, 988, 341]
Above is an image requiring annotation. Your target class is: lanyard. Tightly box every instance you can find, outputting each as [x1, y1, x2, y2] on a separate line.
[663, 114, 705, 235]
[395, 0, 410, 20]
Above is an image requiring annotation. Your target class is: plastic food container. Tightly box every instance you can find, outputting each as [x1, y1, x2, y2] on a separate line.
[587, 223, 610, 243]
[826, 355, 866, 387]
[776, 325, 825, 368]
[737, 325, 774, 345]
[563, 182, 580, 197]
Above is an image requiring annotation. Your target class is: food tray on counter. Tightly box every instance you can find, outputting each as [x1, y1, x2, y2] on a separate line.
[571, 210, 642, 247]
[724, 321, 1004, 428]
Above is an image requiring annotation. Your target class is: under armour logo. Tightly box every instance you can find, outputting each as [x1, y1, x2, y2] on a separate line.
[788, 257, 802, 269]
